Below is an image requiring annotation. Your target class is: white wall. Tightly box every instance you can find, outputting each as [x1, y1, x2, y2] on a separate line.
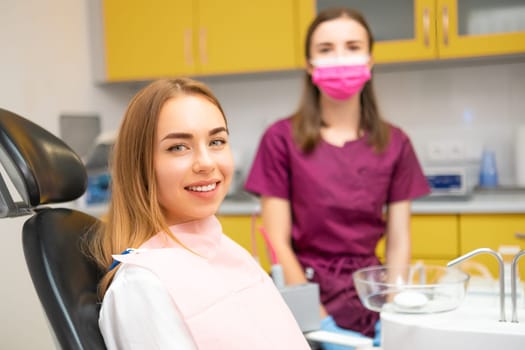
[0, 1, 132, 348]
[1, 0, 525, 349]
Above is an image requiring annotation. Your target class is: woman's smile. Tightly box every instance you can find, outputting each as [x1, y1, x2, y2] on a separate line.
[154, 95, 234, 225]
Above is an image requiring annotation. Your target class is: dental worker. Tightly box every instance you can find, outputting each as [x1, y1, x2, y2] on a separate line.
[245, 7, 430, 349]
[88, 78, 310, 349]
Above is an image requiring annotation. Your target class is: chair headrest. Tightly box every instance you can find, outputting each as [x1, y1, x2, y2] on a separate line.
[0, 108, 87, 218]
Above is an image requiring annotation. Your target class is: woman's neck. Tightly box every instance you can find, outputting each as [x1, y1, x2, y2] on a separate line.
[320, 95, 362, 146]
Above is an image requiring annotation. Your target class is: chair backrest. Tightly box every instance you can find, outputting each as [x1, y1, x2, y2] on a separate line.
[0, 108, 106, 350]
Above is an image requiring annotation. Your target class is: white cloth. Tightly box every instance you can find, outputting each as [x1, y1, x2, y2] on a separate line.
[99, 264, 197, 350]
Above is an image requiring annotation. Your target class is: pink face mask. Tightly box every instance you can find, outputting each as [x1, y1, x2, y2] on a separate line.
[311, 56, 371, 100]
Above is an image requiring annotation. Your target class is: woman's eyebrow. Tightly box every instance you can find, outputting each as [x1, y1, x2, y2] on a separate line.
[314, 42, 333, 48]
[209, 126, 229, 135]
[161, 132, 192, 141]
[160, 126, 228, 141]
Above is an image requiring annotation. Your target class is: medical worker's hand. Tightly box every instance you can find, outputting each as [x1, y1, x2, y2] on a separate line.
[318, 315, 369, 350]
[373, 320, 381, 346]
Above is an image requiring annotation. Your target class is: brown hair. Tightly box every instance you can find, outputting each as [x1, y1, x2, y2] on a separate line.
[88, 78, 227, 297]
[292, 7, 390, 153]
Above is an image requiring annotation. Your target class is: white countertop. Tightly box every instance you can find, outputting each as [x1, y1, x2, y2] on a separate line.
[412, 189, 525, 214]
[73, 189, 525, 218]
[218, 189, 525, 216]
[380, 278, 525, 350]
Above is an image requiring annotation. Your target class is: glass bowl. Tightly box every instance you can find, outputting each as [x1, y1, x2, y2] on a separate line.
[352, 264, 470, 314]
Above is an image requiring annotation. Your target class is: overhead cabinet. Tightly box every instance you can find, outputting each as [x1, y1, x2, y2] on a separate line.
[97, 0, 305, 82]
[313, 0, 525, 63]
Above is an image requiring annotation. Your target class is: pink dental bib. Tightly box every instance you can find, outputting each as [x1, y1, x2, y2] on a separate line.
[114, 216, 309, 349]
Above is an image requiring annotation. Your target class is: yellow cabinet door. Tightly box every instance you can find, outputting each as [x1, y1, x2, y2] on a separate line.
[297, 0, 316, 68]
[102, 0, 195, 81]
[102, 0, 305, 81]
[197, 0, 300, 75]
[312, 0, 525, 63]
[376, 214, 459, 265]
[217, 215, 271, 272]
[437, 0, 525, 59]
[312, 0, 438, 63]
[460, 214, 525, 280]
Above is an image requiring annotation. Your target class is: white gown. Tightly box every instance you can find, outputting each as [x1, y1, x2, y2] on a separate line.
[99, 264, 197, 349]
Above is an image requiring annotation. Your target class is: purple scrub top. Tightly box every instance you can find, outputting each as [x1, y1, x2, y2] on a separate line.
[244, 117, 430, 336]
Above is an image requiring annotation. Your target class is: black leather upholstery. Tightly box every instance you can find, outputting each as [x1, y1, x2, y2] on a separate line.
[0, 108, 106, 349]
[23, 208, 106, 350]
[0, 108, 87, 208]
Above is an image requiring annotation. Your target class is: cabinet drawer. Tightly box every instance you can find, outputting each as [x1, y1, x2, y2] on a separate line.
[412, 215, 459, 259]
[217, 215, 271, 272]
[460, 214, 525, 280]
[376, 214, 459, 261]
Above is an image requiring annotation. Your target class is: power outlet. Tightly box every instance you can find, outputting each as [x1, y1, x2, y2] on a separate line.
[427, 140, 466, 161]
[447, 140, 466, 160]
[427, 141, 446, 160]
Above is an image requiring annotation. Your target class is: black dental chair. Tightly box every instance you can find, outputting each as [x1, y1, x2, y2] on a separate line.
[0, 108, 106, 350]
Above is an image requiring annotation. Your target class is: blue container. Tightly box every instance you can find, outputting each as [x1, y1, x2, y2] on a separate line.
[478, 150, 498, 188]
[86, 173, 111, 204]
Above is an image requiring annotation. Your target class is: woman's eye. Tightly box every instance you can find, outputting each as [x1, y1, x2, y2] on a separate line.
[210, 139, 226, 147]
[167, 144, 188, 152]
[347, 43, 363, 51]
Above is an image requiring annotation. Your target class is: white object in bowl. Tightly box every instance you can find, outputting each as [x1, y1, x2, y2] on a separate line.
[393, 291, 429, 309]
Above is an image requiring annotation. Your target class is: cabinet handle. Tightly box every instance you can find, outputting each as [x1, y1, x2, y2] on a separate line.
[423, 7, 430, 47]
[184, 28, 193, 66]
[515, 232, 525, 239]
[199, 28, 208, 65]
[442, 5, 449, 46]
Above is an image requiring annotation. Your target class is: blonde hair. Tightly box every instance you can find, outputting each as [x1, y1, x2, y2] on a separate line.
[88, 78, 227, 297]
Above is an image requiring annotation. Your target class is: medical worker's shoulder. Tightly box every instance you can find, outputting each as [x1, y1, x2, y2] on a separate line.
[383, 122, 414, 152]
[386, 123, 410, 142]
[262, 116, 293, 140]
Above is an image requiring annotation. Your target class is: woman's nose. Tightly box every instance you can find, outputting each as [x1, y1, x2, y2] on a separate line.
[335, 48, 352, 58]
[192, 148, 215, 173]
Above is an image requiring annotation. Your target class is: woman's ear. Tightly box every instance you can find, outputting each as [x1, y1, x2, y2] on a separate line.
[304, 57, 314, 75]
[306, 59, 314, 75]
[368, 55, 375, 70]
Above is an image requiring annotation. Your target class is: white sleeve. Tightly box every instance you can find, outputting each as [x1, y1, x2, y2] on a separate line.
[99, 264, 197, 350]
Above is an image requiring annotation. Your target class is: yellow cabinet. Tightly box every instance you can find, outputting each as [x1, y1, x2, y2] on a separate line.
[460, 214, 525, 281]
[311, 0, 525, 63]
[100, 0, 304, 81]
[376, 214, 459, 266]
[219, 212, 525, 282]
[102, 0, 192, 81]
[437, 0, 525, 59]
[217, 215, 271, 272]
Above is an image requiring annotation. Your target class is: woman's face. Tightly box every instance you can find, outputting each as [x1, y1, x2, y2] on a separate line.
[308, 16, 372, 72]
[154, 95, 233, 225]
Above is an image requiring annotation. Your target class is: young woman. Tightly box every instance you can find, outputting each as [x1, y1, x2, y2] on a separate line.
[245, 7, 430, 348]
[89, 78, 310, 349]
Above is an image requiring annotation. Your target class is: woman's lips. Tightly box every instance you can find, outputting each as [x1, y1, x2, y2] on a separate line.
[185, 182, 218, 192]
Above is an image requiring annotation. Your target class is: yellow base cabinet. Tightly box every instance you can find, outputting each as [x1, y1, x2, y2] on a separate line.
[311, 0, 525, 64]
[98, 0, 307, 82]
[217, 215, 271, 272]
[219, 213, 525, 282]
[219, 214, 460, 273]
[376, 214, 459, 265]
[459, 214, 525, 281]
